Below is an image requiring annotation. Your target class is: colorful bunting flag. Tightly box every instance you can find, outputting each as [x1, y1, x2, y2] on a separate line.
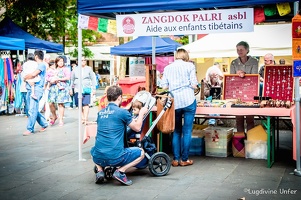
[78, 14, 117, 34]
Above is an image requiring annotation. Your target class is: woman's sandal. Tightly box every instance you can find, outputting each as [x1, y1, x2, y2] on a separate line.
[179, 159, 194, 166]
[172, 160, 179, 167]
[49, 118, 57, 126]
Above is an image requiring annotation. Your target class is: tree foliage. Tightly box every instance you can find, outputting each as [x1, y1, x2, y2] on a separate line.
[0, 0, 101, 58]
[176, 36, 189, 45]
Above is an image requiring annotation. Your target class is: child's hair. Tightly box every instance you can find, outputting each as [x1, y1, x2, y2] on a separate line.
[132, 100, 143, 110]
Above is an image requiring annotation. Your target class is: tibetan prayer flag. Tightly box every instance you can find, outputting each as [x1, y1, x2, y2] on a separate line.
[88, 16, 98, 31]
[78, 14, 116, 34]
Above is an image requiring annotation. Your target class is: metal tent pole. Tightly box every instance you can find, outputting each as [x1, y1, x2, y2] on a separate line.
[294, 77, 301, 176]
[78, 22, 85, 161]
[294, 0, 301, 177]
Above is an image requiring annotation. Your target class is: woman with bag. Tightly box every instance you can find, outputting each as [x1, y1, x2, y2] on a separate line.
[161, 49, 198, 167]
[47, 56, 71, 126]
[70, 57, 96, 125]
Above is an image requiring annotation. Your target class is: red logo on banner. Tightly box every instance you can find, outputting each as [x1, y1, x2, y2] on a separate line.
[122, 17, 135, 34]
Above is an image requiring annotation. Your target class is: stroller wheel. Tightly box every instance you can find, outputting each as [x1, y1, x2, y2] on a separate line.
[148, 152, 171, 176]
[104, 167, 116, 180]
[93, 165, 98, 173]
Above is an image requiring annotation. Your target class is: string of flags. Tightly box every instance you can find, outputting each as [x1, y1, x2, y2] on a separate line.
[78, 14, 117, 34]
[254, 2, 292, 24]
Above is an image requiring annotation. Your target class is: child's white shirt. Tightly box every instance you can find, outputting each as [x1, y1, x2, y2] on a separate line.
[21, 60, 40, 83]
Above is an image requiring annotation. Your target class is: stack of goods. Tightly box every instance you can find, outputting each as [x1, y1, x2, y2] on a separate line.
[197, 100, 227, 107]
[260, 99, 292, 109]
[186, 124, 208, 156]
[244, 125, 267, 159]
[230, 98, 260, 108]
[204, 127, 234, 157]
[232, 132, 246, 158]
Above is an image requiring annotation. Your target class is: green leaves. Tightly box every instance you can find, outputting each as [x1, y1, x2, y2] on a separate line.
[2, 0, 101, 57]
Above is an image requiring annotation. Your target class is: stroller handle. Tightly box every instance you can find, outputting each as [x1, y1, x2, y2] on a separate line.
[157, 90, 174, 98]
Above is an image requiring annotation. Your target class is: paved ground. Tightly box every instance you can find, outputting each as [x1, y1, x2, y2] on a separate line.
[1, 91, 301, 200]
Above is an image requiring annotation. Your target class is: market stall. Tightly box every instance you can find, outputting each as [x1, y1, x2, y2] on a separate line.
[0, 36, 25, 114]
[0, 17, 63, 53]
[77, 0, 299, 163]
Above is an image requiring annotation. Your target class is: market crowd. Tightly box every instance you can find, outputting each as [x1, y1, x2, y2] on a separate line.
[20, 51, 97, 136]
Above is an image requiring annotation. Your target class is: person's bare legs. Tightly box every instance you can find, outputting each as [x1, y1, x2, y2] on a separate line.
[83, 105, 89, 124]
[49, 102, 57, 125]
[28, 81, 37, 99]
[58, 103, 65, 126]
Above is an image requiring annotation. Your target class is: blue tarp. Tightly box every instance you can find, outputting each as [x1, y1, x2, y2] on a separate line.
[77, 0, 296, 17]
[162, 37, 182, 49]
[0, 17, 63, 53]
[0, 36, 25, 50]
[110, 36, 177, 56]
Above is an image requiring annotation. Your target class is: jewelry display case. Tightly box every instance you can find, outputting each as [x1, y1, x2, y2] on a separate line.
[263, 65, 294, 102]
[223, 74, 259, 102]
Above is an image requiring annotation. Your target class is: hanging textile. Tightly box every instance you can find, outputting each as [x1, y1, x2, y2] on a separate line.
[0, 58, 4, 86]
[3, 57, 8, 86]
[276, 3, 291, 16]
[254, 7, 265, 24]
[14, 73, 22, 109]
[264, 4, 277, 16]
[0, 55, 16, 112]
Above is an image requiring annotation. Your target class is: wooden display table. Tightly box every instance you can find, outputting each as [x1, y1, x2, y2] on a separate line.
[195, 105, 299, 168]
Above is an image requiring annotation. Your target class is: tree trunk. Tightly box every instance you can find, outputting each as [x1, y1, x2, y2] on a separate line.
[118, 37, 126, 79]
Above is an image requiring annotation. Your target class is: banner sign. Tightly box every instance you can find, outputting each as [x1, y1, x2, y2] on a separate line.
[116, 8, 254, 37]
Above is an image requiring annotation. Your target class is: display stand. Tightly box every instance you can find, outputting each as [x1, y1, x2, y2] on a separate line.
[223, 74, 259, 101]
[263, 65, 294, 101]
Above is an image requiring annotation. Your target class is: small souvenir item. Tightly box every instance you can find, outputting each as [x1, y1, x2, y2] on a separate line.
[275, 99, 281, 108]
[280, 100, 285, 107]
[285, 101, 291, 109]
[260, 100, 267, 108]
[268, 99, 275, 107]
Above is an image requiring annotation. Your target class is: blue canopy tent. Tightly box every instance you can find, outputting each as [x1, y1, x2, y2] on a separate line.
[110, 36, 177, 56]
[0, 17, 63, 53]
[0, 36, 25, 50]
[162, 37, 182, 49]
[78, 0, 296, 18]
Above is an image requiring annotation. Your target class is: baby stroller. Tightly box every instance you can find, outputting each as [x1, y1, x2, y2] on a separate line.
[93, 90, 173, 179]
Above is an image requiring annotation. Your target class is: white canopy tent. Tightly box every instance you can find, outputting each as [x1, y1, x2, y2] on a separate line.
[182, 23, 292, 58]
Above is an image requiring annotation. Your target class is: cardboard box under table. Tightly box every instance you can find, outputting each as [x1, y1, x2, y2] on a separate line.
[189, 124, 207, 156]
[204, 127, 234, 157]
